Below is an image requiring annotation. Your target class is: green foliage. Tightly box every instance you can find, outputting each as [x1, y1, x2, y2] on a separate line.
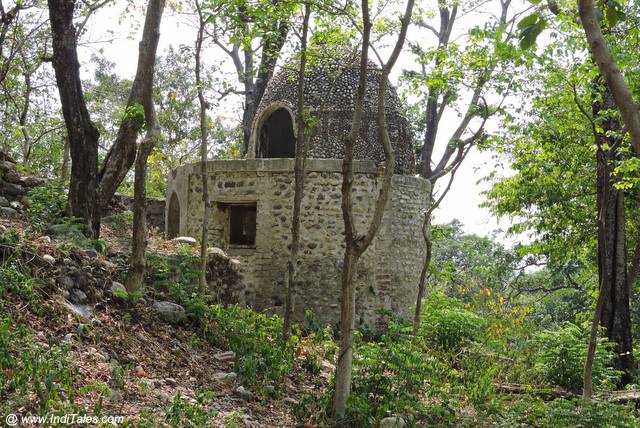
[147, 251, 294, 396]
[517, 12, 546, 50]
[165, 391, 218, 427]
[123, 102, 146, 132]
[0, 318, 79, 415]
[496, 398, 639, 428]
[26, 179, 67, 229]
[532, 323, 621, 392]
[419, 293, 486, 351]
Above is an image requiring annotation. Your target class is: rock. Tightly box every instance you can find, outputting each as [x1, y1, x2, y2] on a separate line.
[84, 248, 99, 259]
[68, 288, 88, 304]
[0, 207, 17, 218]
[1, 180, 24, 196]
[235, 386, 254, 401]
[0, 160, 15, 173]
[4, 170, 22, 184]
[207, 247, 227, 257]
[109, 390, 123, 403]
[9, 201, 22, 211]
[109, 281, 126, 296]
[212, 371, 237, 383]
[172, 236, 197, 245]
[97, 351, 109, 362]
[164, 377, 178, 387]
[21, 176, 44, 187]
[151, 301, 186, 324]
[0, 196, 9, 207]
[42, 254, 55, 264]
[283, 397, 299, 406]
[56, 275, 75, 290]
[63, 333, 73, 344]
[379, 416, 406, 428]
[214, 350, 236, 363]
[63, 301, 93, 320]
[47, 223, 86, 241]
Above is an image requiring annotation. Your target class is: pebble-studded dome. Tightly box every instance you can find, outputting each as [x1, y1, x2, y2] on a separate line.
[247, 57, 416, 174]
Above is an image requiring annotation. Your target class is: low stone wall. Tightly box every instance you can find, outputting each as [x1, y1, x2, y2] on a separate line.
[0, 152, 44, 217]
[166, 159, 430, 329]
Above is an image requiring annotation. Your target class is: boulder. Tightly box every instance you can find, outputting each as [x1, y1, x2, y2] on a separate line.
[0, 207, 17, 218]
[152, 301, 186, 324]
[0, 180, 23, 196]
[172, 236, 196, 245]
[0, 196, 9, 207]
[379, 417, 406, 428]
[235, 385, 254, 401]
[109, 281, 126, 296]
[68, 288, 88, 304]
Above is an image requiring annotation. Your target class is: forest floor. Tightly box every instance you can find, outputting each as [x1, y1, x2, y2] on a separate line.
[0, 214, 328, 427]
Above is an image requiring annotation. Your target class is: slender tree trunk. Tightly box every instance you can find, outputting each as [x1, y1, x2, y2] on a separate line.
[48, 0, 101, 237]
[123, 0, 165, 292]
[413, 201, 432, 334]
[124, 134, 157, 292]
[282, 2, 311, 348]
[60, 134, 70, 183]
[195, 0, 209, 295]
[332, 0, 414, 418]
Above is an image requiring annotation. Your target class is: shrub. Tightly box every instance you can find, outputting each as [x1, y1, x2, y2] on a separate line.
[419, 293, 486, 351]
[26, 179, 67, 230]
[495, 398, 639, 428]
[533, 322, 621, 392]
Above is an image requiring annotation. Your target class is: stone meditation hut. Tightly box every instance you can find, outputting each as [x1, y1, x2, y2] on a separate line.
[165, 57, 430, 329]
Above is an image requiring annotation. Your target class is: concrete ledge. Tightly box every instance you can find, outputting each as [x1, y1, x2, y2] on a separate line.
[175, 158, 381, 175]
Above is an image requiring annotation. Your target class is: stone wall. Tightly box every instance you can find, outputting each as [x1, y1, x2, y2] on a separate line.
[166, 159, 430, 329]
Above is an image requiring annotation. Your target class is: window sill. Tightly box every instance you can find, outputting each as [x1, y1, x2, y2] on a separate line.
[227, 246, 256, 256]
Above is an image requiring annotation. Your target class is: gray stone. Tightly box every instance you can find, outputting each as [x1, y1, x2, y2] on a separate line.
[9, 201, 22, 211]
[47, 223, 86, 241]
[63, 333, 73, 343]
[21, 176, 44, 187]
[0, 196, 9, 207]
[172, 236, 196, 245]
[109, 390, 123, 403]
[379, 417, 406, 428]
[42, 254, 55, 264]
[164, 377, 178, 387]
[212, 371, 237, 383]
[109, 281, 126, 295]
[56, 275, 75, 290]
[235, 386, 254, 401]
[1, 180, 23, 196]
[0, 207, 17, 218]
[84, 248, 99, 259]
[152, 301, 186, 324]
[214, 351, 236, 363]
[68, 289, 88, 304]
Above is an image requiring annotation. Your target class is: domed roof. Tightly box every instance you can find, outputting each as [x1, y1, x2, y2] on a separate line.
[247, 57, 416, 174]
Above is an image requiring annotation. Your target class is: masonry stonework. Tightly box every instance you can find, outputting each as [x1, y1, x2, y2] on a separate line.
[166, 159, 430, 329]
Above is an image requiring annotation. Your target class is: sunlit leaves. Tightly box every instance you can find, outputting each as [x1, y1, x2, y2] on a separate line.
[517, 12, 547, 50]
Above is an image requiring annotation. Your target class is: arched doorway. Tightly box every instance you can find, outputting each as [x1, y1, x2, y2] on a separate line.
[167, 192, 180, 239]
[257, 108, 296, 158]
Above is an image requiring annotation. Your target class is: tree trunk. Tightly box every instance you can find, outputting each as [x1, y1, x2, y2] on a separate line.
[97, 0, 168, 213]
[413, 201, 432, 334]
[124, 135, 156, 292]
[584, 80, 634, 398]
[123, 0, 165, 292]
[60, 134, 70, 183]
[332, 0, 414, 418]
[282, 2, 310, 348]
[195, 0, 209, 295]
[47, 0, 101, 237]
[578, 0, 640, 155]
[593, 85, 633, 385]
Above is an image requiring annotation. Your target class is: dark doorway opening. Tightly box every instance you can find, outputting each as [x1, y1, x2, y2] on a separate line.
[257, 108, 296, 158]
[167, 192, 180, 239]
